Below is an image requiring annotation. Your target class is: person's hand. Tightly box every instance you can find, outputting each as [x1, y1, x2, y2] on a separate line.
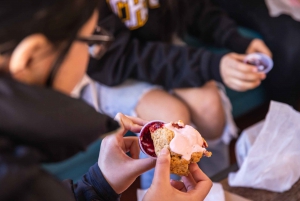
[143, 148, 212, 201]
[98, 113, 156, 194]
[246, 39, 272, 57]
[220, 53, 266, 91]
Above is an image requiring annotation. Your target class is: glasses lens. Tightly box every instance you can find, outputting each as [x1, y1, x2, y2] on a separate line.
[85, 26, 113, 59]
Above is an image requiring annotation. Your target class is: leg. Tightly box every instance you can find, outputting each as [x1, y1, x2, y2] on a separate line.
[135, 89, 191, 124]
[173, 81, 226, 140]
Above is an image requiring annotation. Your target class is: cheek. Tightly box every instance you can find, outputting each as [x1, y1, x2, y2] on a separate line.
[53, 43, 89, 95]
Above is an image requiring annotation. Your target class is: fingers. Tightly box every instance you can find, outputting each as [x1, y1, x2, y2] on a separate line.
[247, 39, 272, 58]
[123, 137, 140, 159]
[221, 53, 266, 91]
[170, 180, 187, 192]
[228, 68, 266, 82]
[189, 163, 210, 183]
[189, 164, 213, 199]
[257, 43, 272, 58]
[124, 114, 148, 126]
[227, 78, 261, 91]
[129, 157, 156, 175]
[152, 148, 171, 186]
[222, 53, 258, 74]
[123, 137, 156, 170]
[231, 62, 258, 74]
[229, 53, 246, 62]
[114, 113, 146, 134]
[181, 173, 197, 192]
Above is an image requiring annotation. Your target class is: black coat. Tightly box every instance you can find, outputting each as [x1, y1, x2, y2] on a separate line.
[88, 0, 252, 90]
[0, 75, 120, 201]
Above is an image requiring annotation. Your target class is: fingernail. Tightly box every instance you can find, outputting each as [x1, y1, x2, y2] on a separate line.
[159, 148, 169, 155]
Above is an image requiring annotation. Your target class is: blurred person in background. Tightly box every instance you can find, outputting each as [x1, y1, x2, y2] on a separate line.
[76, 0, 272, 189]
[212, 0, 300, 107]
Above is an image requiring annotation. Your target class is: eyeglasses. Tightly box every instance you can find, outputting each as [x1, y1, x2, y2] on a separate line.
[0, 26, 114, 59]
[0, 26, 114, 87]
[76, 26, 114, 60]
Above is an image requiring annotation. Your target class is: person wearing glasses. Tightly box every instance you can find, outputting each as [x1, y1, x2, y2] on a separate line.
[0, 0, 212, 200]
[76, 0, 271, 189]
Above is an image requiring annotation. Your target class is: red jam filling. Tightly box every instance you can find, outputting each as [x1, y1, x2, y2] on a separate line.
[171, 122, 184, 129]
[140, 122, 164, 157]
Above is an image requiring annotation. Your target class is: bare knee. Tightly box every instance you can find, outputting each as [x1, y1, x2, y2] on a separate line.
[169, 101, 190, 124]
[197, 85, 224, 119]
[174, 81, 226, 139]
[197, 85, 225, 139]
[135, 89, 191, 124]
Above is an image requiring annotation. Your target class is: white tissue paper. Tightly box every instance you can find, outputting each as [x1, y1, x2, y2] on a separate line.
[265, 0, 300, 21]
[235, 120, 264, 167]
[229, 101, 300, 192]
[137, 183, 225, 201]
[204, 183, 225, 201]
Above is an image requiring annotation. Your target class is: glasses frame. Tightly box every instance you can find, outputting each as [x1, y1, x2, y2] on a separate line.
[76, 26, 114, 46]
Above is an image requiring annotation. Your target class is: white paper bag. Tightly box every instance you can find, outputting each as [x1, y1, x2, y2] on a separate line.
[235, 120, 264, 167]
[229, 101, 300, 192]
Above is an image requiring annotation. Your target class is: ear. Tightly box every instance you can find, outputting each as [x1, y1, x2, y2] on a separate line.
[9, 34, 50, 75]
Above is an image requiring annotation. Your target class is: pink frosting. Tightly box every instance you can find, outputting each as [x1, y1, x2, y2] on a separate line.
[164, 122, 206, 161]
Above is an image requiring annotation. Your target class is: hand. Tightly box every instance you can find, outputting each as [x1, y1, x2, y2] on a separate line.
[220, 53, 266, 91]
[143, 148, 212, 201]
[98, 113, 156, 194]
[246, 39, 272, 57]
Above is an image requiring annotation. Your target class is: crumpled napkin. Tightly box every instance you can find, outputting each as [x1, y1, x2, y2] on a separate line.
[229, 101, 300, 192]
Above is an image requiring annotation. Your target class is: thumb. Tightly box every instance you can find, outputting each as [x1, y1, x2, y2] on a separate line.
[152, 148, 171, 186]
[231, 53, 246, 62]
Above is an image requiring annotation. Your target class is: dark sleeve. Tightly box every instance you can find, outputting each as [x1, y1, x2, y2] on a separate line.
[87, 0, 224, 89]
[185, 0, 253, 53]
[0, 76, 120, 162]
[63, 163, 120, 201]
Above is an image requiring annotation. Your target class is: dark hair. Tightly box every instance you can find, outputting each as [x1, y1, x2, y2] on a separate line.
[0, 0, 99, 85]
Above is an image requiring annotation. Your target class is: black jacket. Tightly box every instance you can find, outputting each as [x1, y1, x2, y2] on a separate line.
[88, 0, 252, 90]
[0, 76, 120, 201]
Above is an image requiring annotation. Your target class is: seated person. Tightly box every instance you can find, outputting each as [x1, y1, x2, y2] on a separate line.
[212, 0, 300, 106]
[76, 0, 271, 188]
[0, 0, 212, 200]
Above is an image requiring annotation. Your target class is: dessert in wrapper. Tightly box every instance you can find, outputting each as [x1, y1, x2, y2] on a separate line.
[150, 120, 212, 176]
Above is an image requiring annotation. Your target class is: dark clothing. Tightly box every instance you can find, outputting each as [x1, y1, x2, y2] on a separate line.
[0, 75, 120, 201]
[88, 0, 252, 90]
[212, 0, 300, 105]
